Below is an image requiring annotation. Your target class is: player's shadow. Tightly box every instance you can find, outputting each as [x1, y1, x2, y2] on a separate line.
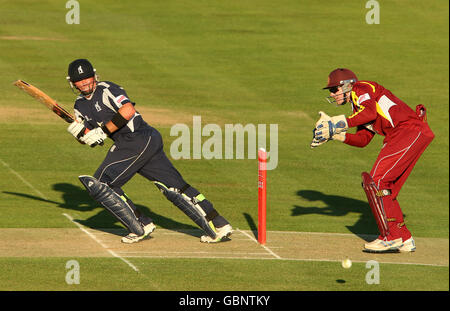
[3, 183, 198, 237]
[291, 190, 379, 240]
[243, 212, 258, 239]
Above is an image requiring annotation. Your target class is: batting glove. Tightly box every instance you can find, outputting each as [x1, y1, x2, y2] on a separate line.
[81, 127, 107, 147]
[67, 121, 86, 140]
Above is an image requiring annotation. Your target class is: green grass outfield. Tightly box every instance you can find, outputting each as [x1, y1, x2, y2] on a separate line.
[0, 0, 448, 292]
[0, 257, 448, 291]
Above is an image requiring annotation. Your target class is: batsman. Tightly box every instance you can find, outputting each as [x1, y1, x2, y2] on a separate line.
[311, 68, 434, 253]
[65, 59, 232, 244]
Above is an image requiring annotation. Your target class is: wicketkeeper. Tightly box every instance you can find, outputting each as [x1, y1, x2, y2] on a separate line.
[66, 59, 232, 244]
[311, 68, 434, 253]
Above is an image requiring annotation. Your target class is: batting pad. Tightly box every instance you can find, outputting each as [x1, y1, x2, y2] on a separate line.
[79, 175, 144, 236]
[154, 182, 217, 239]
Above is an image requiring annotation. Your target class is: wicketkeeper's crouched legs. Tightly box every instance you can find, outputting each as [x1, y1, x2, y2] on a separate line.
[362, 173, 411, 241]
[379, 192, 412, 241]
[361, 172, 414, 253]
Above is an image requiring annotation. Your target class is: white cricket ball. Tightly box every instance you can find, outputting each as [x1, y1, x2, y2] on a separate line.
[342, 258, 352, 269]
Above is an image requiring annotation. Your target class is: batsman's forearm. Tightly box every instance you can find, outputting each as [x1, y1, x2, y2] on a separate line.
[102, 120, 118, 135]
[102, 103, 135, 135]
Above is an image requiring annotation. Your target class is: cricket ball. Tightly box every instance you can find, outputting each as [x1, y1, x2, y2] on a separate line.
[342, 258, 352, 269]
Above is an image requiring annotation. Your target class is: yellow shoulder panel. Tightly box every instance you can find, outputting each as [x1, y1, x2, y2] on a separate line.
[351, 91, 359, 106]
[358, 81, 376, 93]
[348, 104, 365, 119]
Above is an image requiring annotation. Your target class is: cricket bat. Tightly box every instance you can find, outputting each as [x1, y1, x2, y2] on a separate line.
[13, 80, 74, 123]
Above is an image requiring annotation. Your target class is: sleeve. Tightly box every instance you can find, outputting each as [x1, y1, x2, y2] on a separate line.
[106, 82, 132, 108]
[74, 99, 95, 130]
[346, 84, 378, 128]
[343, 126, 375, 148]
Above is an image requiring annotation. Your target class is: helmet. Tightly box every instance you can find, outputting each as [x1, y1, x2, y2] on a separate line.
[323, 68, 358, 105]
[67, 59, 98, 95]
[67, 59, 96, 82]
[323, 68, 357, 89]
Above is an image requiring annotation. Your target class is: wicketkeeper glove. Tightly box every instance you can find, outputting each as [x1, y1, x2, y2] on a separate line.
[310, 111, 348, 148]
[314, 111, 348, 136]
[310, 130, 346, 148]
[310, 136, 326, 148]
[330, 132, 346, 142]
[330, 114, 348, 134]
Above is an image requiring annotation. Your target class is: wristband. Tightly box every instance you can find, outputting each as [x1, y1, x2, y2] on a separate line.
[111, 111, 129, 129]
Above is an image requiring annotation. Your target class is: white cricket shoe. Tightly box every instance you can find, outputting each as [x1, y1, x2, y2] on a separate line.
[398, 237, 416, 252]
[200, 224, 233, 243]
[363, 237, 403, 253]
[121, 222, 156, 244]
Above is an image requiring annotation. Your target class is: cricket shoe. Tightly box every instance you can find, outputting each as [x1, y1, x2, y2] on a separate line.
[363, 237, 403, 253]
[398, 237, 416, 252]
[200, 224, 233, 243]
[121, 222, 156, 244]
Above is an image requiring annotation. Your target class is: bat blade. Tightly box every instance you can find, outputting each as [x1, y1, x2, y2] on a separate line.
[13, 80, 74, 123]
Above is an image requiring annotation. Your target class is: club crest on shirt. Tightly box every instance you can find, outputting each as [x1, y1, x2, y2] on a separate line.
[95, 101, 102, 112]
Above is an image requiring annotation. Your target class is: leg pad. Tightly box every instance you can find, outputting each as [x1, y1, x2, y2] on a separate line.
[79, 175, 144, 236]
[155, 182, 217, 238]
[362, 172, 390, 237]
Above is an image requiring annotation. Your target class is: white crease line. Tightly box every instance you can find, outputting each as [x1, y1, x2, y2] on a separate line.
[86, 228, 378, 239]
[62, 213, 139, 273]
[117, 251, 271, 255]
[0, 158, 48, 200]
[245, 229, 377, 238]
[237, 228, 282, 259]
[124, 255, 277, 260]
